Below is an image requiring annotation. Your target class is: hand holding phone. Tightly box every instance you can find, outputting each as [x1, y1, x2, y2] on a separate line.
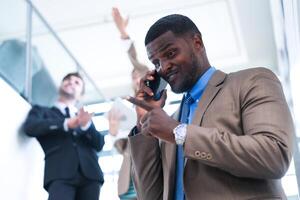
[144, 71, 167, 100]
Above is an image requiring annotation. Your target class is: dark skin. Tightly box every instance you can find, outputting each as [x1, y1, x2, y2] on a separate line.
[127, 31, 211, 143]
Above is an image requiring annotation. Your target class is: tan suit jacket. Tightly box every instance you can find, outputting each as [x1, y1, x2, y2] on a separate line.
[129, 67, 294, 200]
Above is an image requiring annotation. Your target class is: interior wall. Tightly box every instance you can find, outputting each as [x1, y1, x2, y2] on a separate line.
[0, 78, 47, 200]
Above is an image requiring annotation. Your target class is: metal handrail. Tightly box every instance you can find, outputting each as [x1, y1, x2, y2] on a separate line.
[24, 3, 32, 102]
[24, 0, 105, 102]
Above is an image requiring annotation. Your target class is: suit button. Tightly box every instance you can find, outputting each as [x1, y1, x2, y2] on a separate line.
[206, 153, 212, 160]
[200, 152, 207, 159]
[195, 151, 201, 157]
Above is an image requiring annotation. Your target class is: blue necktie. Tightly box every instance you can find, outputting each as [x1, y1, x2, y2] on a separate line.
[174, 94, 194, 200]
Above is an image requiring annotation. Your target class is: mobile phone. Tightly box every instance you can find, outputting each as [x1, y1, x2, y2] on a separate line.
[144, 71, 168, 100]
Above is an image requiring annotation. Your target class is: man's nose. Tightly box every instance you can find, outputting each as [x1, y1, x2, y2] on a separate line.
[69, 79, 76, 85]
[159, 60, 172, 73]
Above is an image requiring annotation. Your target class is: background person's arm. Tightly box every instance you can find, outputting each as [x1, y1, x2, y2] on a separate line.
[112, 7, 149, 71]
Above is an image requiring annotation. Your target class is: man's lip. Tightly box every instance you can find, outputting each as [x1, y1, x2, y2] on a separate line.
[166, 71, 177, 83]
[64, 85, 75, 91]
[65, 86, 73, 90]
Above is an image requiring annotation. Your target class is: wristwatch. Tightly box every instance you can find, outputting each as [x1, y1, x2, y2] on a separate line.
[173, 123, 187, 145]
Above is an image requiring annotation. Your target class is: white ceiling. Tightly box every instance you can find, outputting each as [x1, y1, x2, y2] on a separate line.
[0, 0, 278, 103]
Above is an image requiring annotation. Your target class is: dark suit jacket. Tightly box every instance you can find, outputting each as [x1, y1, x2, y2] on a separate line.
[129, 68, 294, 200]
[23, 105, 105, 189]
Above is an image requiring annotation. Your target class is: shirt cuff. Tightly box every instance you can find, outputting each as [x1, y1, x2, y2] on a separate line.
[80, 120, 92, 131]
[121, 38, 133, 52]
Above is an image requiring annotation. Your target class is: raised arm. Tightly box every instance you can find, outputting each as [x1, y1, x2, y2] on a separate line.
[111, 7, 148, 71]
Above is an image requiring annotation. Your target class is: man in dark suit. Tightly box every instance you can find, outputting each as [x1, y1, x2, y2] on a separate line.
[126, 14, 294, 200]
[24, 72, 104, 200]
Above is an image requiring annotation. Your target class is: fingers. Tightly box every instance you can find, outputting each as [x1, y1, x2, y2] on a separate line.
[78, 107, 93, 120]
[67, 117, 79, 129]
[125, 96, 153, 111]
[112, 7, 122, 24]
[139, 70, 156, 96]
[88, 112, 94, 118]
[160, 89, 168, 107]
[112, 7, 119, 17]
[78, 107, 88, 115]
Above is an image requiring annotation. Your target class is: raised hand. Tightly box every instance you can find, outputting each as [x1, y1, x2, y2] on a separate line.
[67, 116, 80, 129]
[112, 7, 129, 39]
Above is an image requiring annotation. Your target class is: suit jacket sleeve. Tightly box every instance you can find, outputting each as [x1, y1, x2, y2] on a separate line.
[128, 128, 164, 200]
[23, 105, 65, 137]
[77, 123, 105, 152]
[184, 68, 294, 179]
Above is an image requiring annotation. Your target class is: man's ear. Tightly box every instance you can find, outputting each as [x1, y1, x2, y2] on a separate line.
[193, 33, 204, 50]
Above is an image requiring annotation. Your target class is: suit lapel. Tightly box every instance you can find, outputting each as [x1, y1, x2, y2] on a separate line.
[51, 106, 65, 118]
[164, 71, 226, 197]
[192, 70, 227, 126]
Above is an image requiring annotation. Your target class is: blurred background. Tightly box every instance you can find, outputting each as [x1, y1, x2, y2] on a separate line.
[0, 0, 299, 199]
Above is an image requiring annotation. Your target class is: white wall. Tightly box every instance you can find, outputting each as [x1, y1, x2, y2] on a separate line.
[0, 78, 47, 200]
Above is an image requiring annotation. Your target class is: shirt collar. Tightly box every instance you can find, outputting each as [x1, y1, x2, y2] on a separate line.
[54, 101, 77, 116]
[187, 66, 216, 102]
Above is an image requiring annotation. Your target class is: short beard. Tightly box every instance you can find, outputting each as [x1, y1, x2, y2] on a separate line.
[171, 52, 199, 94]
[171, 82, 190, 94]
[59, 88, 75, 100]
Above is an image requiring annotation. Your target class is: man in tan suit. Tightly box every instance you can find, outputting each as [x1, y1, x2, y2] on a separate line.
[126, 14, 294, 200]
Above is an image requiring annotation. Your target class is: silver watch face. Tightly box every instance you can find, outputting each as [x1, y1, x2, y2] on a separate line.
[176, 138, 185, 145]
[173, 124, 187, 145]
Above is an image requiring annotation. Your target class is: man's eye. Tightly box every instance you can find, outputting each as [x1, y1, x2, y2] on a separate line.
[167, 50, 175, 58]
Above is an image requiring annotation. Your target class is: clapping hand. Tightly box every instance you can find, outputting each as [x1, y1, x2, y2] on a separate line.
[67, 108, 93, 129]
[77, 108, 93, 127]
